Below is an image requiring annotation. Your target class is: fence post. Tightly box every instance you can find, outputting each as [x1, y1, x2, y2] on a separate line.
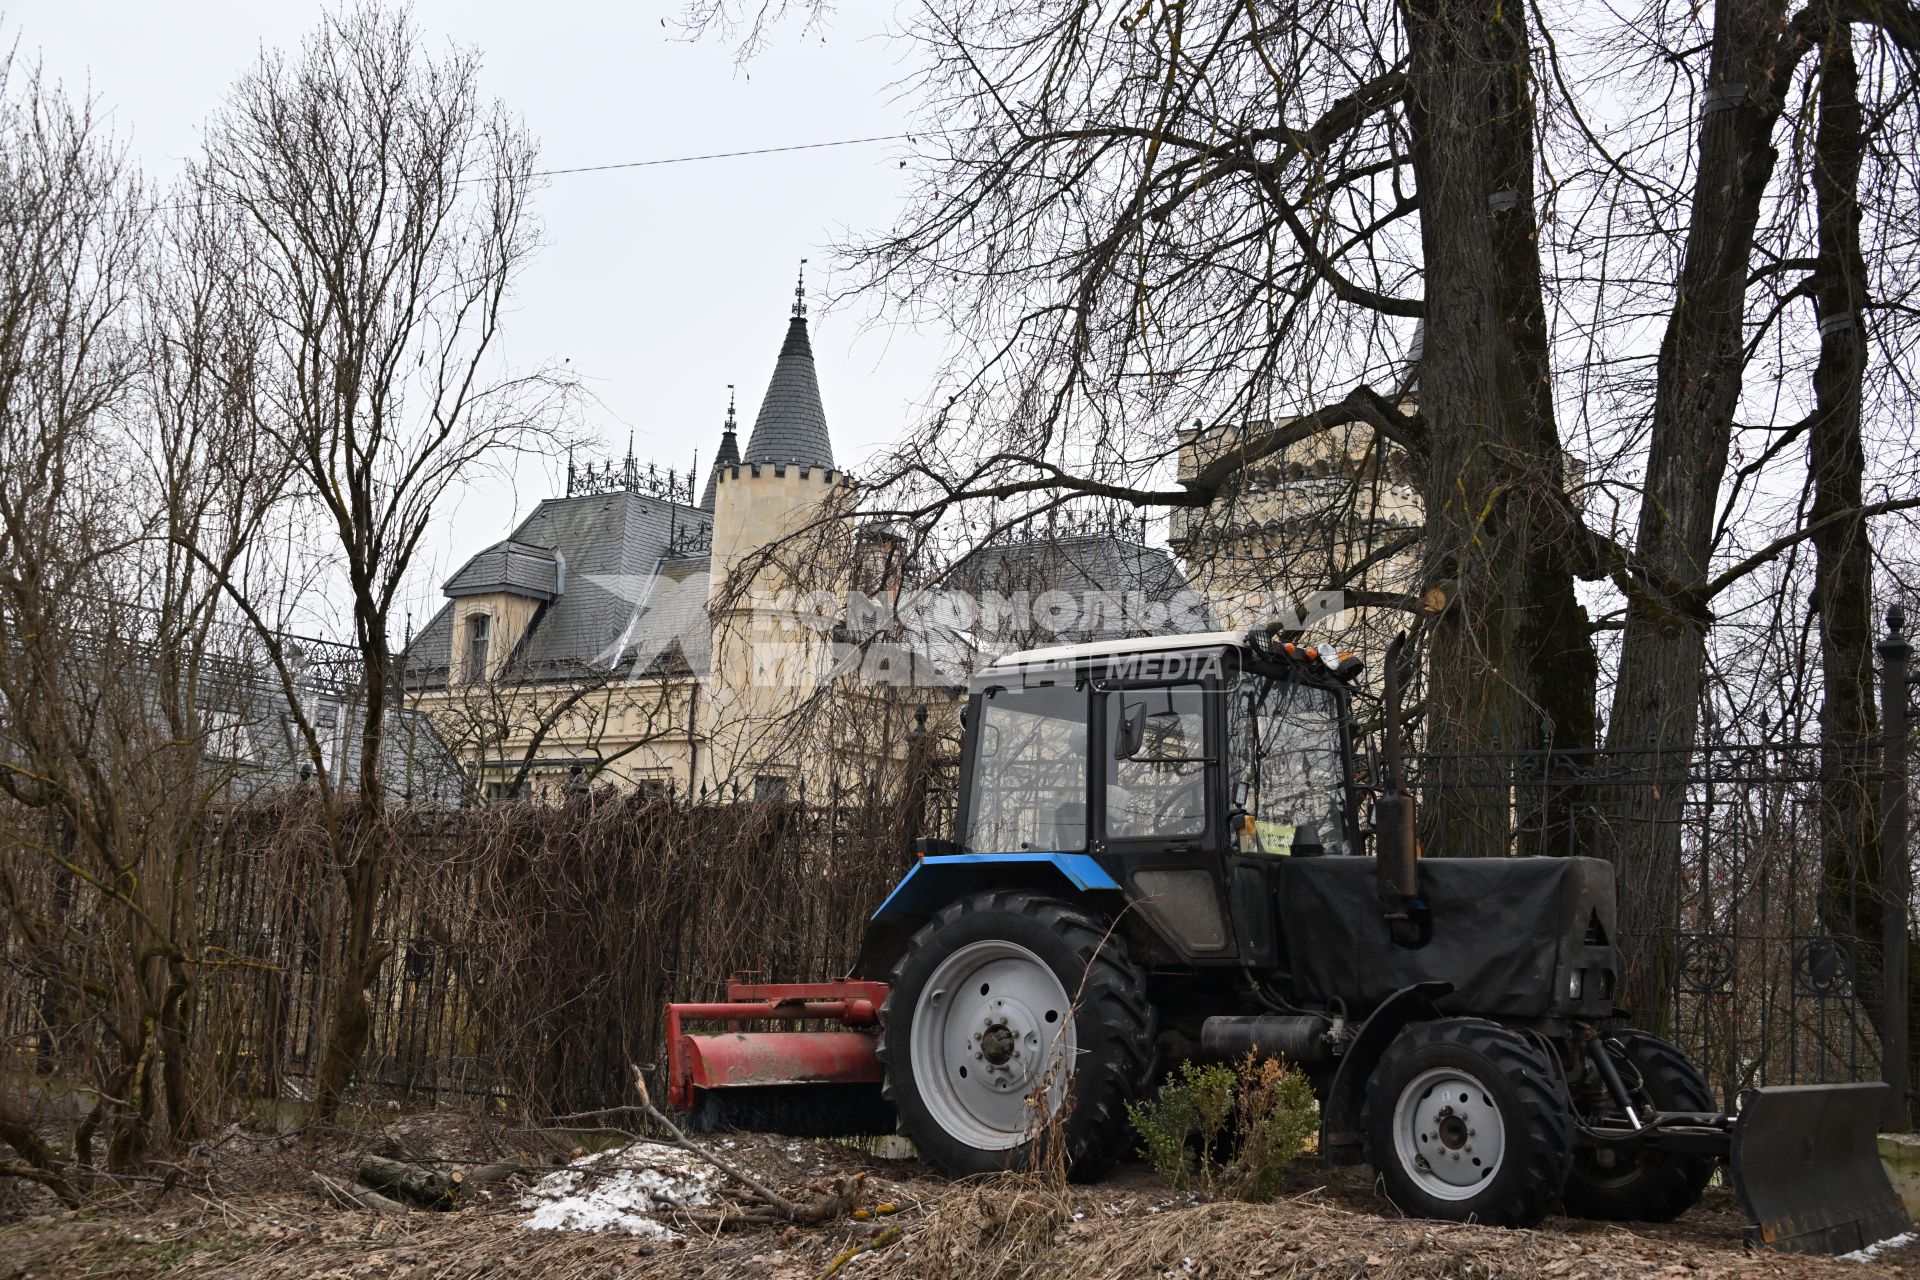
[1881, 603, 1912, 1131]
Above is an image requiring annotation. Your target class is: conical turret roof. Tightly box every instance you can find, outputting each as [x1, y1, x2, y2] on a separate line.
[743, 287, 834, 470]
[699, 389, 742, 511]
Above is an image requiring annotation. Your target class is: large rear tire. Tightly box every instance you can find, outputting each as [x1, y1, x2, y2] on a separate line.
[878, 891, 1152, 1181]
[1364, 1018, 1573, 1226]
[1564, 1031, 1716, 1223]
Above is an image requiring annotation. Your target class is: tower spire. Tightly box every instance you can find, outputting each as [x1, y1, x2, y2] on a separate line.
[792, 257, 808, 318]
[700, 383, 744, 511]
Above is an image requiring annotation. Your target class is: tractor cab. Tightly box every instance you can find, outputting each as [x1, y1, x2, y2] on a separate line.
[939, 630, 1362, 964]
[962, 630, 1357, 858]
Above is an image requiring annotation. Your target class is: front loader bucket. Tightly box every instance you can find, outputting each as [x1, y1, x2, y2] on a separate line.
[1730, 1082, 1910, 1254]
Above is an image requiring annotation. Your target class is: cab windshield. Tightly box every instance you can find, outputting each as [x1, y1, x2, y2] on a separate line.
[1230, 673, 1349, 855]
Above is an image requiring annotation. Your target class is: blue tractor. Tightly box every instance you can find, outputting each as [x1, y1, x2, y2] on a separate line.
[666, 629, 1907, 1253]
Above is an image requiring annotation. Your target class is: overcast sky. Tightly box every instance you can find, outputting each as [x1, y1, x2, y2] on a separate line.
[16, 0, 937, 634]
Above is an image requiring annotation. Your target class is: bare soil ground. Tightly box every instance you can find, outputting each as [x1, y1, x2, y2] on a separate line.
[1, 1111, 1915, 1280]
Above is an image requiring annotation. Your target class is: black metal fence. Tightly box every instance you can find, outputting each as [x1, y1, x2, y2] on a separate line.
[3, 624, 1910, 1123]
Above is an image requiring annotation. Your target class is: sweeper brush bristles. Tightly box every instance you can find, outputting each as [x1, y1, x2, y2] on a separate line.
[688, 1084, 897, 1138]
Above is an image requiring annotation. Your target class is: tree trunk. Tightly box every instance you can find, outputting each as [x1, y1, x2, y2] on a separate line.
[1602, 0, 1798, 1030]
[1484, 0, 1599, 858]
[314, 615, 395, 1121]
[159, 962, 202, 1146]
[313, 851, 387, 1120]
[1807, 18, 1882, 1018]
[1401, 0, 1595, 857]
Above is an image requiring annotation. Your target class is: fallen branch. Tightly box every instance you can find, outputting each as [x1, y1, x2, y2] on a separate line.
[545, 1104, 649, 1124]
[677, 1175, 868, 1230]
[0, 1161, 82, 1210]
[460, 1159, 534, 1188]
[820, 1224, 903, 1279]
[312, 1172, 410, 1214]
[0, 1098, 81, 1209]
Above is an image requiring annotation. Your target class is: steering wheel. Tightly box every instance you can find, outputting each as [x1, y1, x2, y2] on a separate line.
[1149, 773, 1205, 830]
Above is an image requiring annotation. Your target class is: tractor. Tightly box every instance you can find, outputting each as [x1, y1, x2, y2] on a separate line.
[666, 628, 1908, 1253]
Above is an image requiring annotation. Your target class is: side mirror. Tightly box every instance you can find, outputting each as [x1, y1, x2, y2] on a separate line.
[1114, 700, 1147, 759]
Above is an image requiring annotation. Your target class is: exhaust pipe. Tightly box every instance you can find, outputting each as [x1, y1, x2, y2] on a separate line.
[1376, 631, 1420, 945]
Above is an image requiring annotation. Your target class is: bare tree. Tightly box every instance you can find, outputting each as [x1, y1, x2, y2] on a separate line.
[190, 2, 571, 1116]
[689, 0, 1920, 1027]
[0, 45, 281, 1188]
[0, 47, 155, 1189]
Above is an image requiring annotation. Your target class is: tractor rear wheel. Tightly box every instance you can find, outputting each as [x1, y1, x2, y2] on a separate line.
[878, 890, 1152, 1181]
[1564, 1031, 1716, 1222]
[1364, 1018, 1573, 1226]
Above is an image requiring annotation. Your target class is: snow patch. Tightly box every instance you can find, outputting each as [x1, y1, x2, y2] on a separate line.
[519, 1143, 720, 1238]
[1841, 1230, 1919, 1263]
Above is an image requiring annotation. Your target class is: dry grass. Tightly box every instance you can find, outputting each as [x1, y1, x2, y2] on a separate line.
[1, 1115, 1915, 1280]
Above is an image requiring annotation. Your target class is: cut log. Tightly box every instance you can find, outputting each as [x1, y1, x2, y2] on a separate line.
[461, 1160, 530, 1188]
[356, 1154, 462, 1208]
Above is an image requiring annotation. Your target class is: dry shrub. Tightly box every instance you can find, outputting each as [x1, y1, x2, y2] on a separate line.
[459, 788, 913, 1112]
[4, 782, 922, 1131]
[861, 1175, 1073, 1280]
[1128, 1055, 1317, 1201]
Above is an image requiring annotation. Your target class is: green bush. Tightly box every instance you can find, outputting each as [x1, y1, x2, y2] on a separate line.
[1127, 1054, 1318, 1200]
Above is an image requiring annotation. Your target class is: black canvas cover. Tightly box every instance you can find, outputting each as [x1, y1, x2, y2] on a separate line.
[1273, 856, 1619, 1019]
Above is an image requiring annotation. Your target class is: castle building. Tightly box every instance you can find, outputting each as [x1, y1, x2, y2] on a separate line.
[405, 276, 1204, 802]
[1169, 413, 1425, 659]
[404, 278, 863, 801]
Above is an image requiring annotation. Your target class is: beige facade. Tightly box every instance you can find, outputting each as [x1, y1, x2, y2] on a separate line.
[1170, 414, 1424, 663]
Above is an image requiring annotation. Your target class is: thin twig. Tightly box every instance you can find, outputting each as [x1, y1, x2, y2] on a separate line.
[311, 1171, 411, 1214]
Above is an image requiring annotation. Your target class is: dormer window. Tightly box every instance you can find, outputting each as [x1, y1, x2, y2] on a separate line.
[465, 613, 491, 683]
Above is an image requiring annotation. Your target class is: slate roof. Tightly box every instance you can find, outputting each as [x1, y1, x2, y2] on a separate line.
[948, 534, 1209, 649]
[405, 490, 715, 689]
[444, 538, 561, 600]
[742, 314, 834, 469]
[876, 534, 1209, 685]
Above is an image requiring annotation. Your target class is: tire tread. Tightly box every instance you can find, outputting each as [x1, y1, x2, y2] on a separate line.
[1365, 1017, 1573, 1227]
[876, 891, 1153, 1180]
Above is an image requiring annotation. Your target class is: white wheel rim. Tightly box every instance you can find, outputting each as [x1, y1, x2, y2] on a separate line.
[909, 939, 1076, 1151]
[1391, 1066, 1507, 1200]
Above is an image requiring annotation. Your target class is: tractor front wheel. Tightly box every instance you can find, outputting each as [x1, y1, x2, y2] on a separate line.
[1563, 1031, 1716, 1222]
[1365, 1018, 1573, 1226]
[878, 890, 1152, 1180]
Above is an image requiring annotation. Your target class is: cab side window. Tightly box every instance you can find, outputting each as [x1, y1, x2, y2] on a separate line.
[1105, 685, 1207, 839]
[966, 683, 1090, 852]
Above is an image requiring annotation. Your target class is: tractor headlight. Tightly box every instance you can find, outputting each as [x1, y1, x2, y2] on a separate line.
[1568, 970, 1585, 1001]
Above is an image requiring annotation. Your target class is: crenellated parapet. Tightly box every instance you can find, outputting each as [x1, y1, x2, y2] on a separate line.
[714, 462, 855, 489]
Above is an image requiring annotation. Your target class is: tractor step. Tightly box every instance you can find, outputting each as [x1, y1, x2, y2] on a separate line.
[665, 977, 894, 1136]
[1730, 1082, 1911, 1254]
